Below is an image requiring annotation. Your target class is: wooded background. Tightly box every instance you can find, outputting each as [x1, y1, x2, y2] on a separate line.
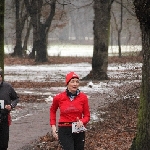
[4, 0, 141, 46]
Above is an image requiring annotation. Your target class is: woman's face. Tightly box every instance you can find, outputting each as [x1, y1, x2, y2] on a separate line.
[67, 78, 79, 93]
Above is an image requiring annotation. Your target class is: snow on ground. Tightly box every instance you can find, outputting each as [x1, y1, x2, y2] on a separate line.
[4, 44, 142, 149]
[4, 62, 142, 122]
[4, 62, 142, 82]
[5, 45, 142, 57]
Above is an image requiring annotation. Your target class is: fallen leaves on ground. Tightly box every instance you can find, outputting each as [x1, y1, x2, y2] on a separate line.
[30, 97, 138, 150]
[5, 55, 140, 150]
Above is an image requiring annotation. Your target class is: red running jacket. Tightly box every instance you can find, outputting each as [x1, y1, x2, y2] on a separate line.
[50, 91, 90, 126]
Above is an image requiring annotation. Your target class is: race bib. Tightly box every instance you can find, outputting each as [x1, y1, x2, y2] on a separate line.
[72, 122, 87, 133]
[0, 100, 4, 109]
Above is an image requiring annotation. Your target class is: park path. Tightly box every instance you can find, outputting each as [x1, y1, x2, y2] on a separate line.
[8, 105, 51, 150]
[7, 91, 102, 150]
[8, 92, 105, 150]
[7, 83, 115, 150]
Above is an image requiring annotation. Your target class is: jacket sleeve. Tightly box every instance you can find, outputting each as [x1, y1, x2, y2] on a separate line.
[9, 85, 19, 108]
[81, 95, 90, 125]
[50, 95, 59, 126]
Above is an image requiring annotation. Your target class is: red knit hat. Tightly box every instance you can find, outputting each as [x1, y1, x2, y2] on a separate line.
[66, 72, 79, 85]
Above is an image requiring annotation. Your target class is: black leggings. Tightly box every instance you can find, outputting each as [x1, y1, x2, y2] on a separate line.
[58, 126, 85, 150]
[0, 122, 9, 150]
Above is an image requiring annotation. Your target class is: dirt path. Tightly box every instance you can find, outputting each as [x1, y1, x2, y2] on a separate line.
[7, 83, 117, 150]
[8, 105, 51, 150]
[8, 92, 106, 150]
[5, 56, 141, 150]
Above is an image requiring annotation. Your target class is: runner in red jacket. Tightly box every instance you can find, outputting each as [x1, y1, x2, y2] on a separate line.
[50, 72, 90, 150]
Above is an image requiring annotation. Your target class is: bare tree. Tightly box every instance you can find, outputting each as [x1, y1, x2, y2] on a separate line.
[13, 0, 28, 57]
[118, 0, 123, 57]
[83, 0, 114, 80]
[24, 0, 56, 62]
[22, 18, 32, 56]
[130, 1, 150, 149]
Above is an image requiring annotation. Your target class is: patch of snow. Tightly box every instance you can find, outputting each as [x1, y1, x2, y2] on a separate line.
[5, 61, 142, 122]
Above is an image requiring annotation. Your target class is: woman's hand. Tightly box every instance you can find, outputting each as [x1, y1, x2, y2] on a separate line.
[76, 117, 83, 128]
[51, 125, 58, 140]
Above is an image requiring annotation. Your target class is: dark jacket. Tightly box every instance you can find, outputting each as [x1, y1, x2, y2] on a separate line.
[0, 79, 19, 148]
[0, 81, 19, 117]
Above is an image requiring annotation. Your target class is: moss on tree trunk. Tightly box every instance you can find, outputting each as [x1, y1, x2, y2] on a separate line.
[130, 1, 150, 148]
[130, 24, 150, 150]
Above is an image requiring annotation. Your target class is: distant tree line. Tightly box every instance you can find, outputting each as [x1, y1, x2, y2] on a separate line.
[4, 0, 140, 62]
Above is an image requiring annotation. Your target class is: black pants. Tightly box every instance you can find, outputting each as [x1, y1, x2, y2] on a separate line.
[0, 120, 9, 150]
[58, 126, 85, 150]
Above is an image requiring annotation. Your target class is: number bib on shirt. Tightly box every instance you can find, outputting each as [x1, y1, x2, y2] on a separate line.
[0, 100, 4, 109]
[72, 122, 87, 133]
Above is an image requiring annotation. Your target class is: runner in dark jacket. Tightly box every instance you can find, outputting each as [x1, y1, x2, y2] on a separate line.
[0, 68, 19, 150]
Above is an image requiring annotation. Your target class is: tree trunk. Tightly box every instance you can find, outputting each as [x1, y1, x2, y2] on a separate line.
[130, 1, 150, 149]
[34, 25, 47, 62]
[130, 24, 150, 150]
[29, 27, 36, 59]
[118, 0, 123, 58]
[13, 0, 28, 57]
[22, 18, 32, 56]
[14, 33, 23, 57]
[13, 0, 22, 57]
[0, 0, 4, 75]
[83, 0, 112, 80]
[24, 0, 56, 63]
